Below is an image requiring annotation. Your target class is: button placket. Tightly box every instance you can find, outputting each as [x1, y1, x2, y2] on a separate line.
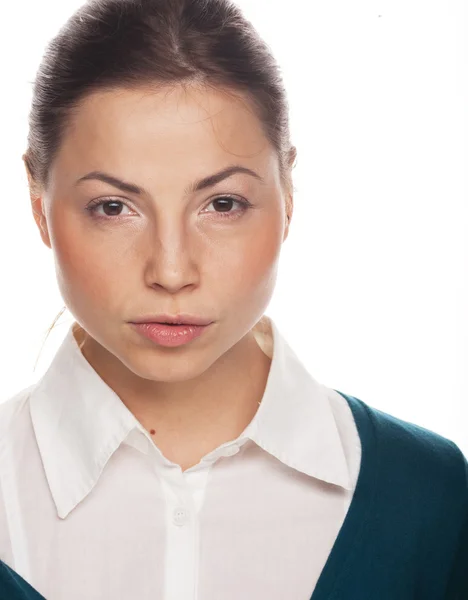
[172, 506, 190, 527]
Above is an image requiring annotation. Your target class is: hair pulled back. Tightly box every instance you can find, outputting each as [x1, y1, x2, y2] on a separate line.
[24, 0, 296, 195]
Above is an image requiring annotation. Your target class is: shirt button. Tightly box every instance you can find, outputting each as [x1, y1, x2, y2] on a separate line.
[173, 507, 190, 526]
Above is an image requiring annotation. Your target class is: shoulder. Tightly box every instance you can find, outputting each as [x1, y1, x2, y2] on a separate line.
[337, 391, 468, 595]
[367, 394, 467, 492]
[0, 384, 37, 446]
[0, 386, 39, 560]
[336, 390, 468, 522]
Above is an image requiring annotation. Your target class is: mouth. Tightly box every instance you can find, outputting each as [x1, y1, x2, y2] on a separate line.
[129, 320, 213, 347]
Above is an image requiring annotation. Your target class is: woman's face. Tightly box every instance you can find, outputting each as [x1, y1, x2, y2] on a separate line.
[30, 83, 292, 381]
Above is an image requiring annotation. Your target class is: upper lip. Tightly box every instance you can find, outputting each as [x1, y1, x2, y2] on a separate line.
[129, 314, 214, 326]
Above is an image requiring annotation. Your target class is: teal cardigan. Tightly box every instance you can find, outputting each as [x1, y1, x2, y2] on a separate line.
[311, 391, 468, 600]
[0, 561, 45, 599]
[0, 392, 466, 600]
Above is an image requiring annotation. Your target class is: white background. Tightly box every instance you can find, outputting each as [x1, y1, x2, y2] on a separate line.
[1, 0, 467, 454]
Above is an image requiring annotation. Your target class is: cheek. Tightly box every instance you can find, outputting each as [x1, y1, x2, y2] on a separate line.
[54, 243, 117, 315]
[219, 215, 283, 300]
[50, 213, 130, 311]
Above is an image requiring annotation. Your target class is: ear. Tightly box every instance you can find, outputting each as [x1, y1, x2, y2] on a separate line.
[283, 192, 293, 242]
[283, 146, 296, 242]
[23, 154, 52, 249]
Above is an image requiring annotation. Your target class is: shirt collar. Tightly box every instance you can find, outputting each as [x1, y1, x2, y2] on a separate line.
[30, 315, 352, 519]
[244, 316, 352, 490]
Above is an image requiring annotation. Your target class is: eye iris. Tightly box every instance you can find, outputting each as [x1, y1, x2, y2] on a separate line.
[214, 197, 233, 212]
[103, 201, 123, 216]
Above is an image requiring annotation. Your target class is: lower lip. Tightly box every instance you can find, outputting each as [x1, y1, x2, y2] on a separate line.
[130, 322, 212, 347]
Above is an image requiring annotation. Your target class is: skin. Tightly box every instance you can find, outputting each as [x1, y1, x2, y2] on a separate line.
[25, 82, 293, 471]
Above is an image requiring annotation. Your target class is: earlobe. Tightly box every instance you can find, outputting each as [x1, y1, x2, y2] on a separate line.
[23, 154, 52, 249]
[31, 196, 52, 249]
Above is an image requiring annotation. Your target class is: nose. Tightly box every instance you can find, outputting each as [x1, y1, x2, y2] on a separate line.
[143, 225, 201, 294]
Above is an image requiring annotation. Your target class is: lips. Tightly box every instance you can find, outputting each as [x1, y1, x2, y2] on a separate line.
[130, 321, 211, 347]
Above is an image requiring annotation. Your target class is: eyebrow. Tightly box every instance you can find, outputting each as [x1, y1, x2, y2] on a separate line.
[75, 165, 265, 195]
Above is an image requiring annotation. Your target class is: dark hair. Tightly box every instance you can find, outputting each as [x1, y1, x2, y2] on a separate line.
[24, 0, 296, 197]
[25, 0, 297, 363]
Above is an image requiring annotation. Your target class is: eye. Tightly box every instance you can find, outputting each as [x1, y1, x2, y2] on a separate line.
[202, 195, 252, 220]
[85, 195, 252, 221]
[85, 198, 134, 218]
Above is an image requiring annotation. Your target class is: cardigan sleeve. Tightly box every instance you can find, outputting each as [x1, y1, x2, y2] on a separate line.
[444, 450, 468, 600]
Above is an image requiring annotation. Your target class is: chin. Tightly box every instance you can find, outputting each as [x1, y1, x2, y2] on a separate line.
[115, 341, 215, 382]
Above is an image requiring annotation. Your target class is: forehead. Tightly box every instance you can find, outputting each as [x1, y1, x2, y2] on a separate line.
[53, 83, 276, 183]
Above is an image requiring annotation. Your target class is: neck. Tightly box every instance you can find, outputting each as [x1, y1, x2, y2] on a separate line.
[78, 325, 272, 470]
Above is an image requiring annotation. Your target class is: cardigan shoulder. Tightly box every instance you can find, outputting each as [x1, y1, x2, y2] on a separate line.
[364, 399, 468, 599]
[361, 397, 468, 506]
[337, 392, 468, 507]
[336, 392, 468, 599]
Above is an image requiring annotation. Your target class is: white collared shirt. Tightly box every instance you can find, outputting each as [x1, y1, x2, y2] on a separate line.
[0, 315, 361, 600]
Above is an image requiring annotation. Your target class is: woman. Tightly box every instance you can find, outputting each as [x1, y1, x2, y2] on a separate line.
[0, 0, 466, 598]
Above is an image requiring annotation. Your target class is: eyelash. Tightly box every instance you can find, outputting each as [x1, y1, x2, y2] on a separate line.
[85, 195, 253, 222]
